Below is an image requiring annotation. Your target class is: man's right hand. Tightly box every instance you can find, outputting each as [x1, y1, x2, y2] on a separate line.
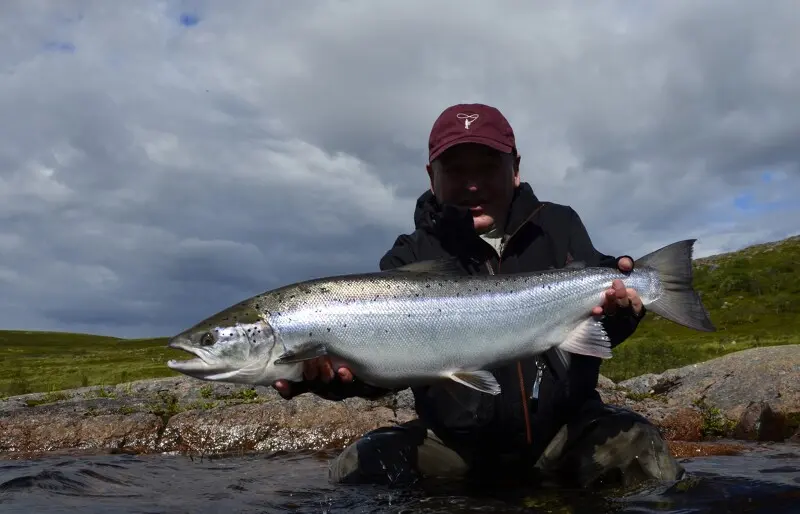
[272, 357, 354, 399]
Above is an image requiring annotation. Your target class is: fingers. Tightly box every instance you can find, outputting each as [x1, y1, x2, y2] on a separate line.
[595, 280, 642, 317]
[597, 280, 625, 315]
[618, 257, 634, 273]
[320, 358, 335, 383]
[629, 288, 643, 315]
[302, 357, 335, 382]
[273, 360, 355, 400]
[337, 367, 354, 382]
[303, 359, 318, 381]
[273, 379, 292, 399]
[613, 279, 629, 308]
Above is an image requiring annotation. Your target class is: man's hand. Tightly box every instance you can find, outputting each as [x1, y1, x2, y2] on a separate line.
[272, 357, 354, 399]
[591, 256, 643, 317]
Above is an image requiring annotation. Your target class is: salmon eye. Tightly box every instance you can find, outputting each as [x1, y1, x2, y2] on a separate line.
[200, 332, 215, 346]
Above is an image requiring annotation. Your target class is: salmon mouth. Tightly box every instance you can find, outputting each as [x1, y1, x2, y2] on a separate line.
[166, 338, 214, 373]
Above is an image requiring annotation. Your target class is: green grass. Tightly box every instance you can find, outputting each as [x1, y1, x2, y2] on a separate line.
[0, 330, 182, 397]
[2, 235, 799, 396]
[601, 235, 800, 382]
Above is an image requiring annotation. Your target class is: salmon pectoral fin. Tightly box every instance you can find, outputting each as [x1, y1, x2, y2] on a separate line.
[447, 370, 502, 395]
[274, 341, 328, 364]
[556, 317, 613, 359]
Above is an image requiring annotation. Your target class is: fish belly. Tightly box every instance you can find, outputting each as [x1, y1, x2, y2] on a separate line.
[272, 280, 603, 386]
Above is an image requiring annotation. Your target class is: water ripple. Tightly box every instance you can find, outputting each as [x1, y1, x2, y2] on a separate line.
[0, 445, 797, 513]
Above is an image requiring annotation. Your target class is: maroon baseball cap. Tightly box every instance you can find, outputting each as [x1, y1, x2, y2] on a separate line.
[428, 103, 516, 162]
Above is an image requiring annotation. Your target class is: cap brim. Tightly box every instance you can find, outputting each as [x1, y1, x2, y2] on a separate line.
[429, 136, 513, 162]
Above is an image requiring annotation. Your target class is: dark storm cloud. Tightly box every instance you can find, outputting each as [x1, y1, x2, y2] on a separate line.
[1, 0, 798, 338]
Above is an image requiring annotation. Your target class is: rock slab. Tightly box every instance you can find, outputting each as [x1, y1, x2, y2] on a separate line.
[619, 345, 800, 441]
[1, 345, 798, 459]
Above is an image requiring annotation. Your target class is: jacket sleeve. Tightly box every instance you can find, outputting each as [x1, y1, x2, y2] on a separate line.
[566, 208, 645, 348]
[287, 234, 418, 401]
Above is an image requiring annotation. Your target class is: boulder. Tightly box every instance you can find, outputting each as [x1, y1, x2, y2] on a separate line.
[618, 345, 800, 440]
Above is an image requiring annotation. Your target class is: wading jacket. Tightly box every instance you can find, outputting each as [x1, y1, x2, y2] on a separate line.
[302, 182, 644, 464]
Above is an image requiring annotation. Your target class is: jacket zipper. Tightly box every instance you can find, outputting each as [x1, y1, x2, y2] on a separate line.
[483, 202, 548, 447]
[531, 358, 546, 400]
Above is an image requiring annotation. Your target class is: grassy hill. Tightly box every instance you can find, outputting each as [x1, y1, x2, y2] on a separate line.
[0, 331, 178, 397]
[600, 235, 800, 381]
[2, 235, 798, 396]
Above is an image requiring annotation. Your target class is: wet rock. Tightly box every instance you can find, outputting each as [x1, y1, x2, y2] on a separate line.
[0, 377, 416, 458]
[159, 395, 415, 455]
[0, 412, 162, 454]
[644, 407, 704, 442]
[618, 373, 662, 396]
[596, 374, 615, 390]
[594, 381, 705, 441]
[667, 441, 747, 458]
[618, 345, 800, 440]
[733, 401, 788, 442]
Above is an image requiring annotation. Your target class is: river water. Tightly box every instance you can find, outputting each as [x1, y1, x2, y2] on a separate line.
[1, 445, 798, 513]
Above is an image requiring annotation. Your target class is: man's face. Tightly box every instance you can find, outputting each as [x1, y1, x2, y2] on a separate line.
[427, 143, 520, 233]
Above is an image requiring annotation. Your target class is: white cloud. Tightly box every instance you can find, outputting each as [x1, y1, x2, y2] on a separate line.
[1, 0, 799, 337]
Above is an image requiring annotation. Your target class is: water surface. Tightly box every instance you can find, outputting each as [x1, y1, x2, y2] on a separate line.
[1, 445, 798, 513]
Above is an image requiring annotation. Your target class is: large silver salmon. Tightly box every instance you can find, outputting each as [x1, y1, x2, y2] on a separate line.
[166, 239, 715, 395]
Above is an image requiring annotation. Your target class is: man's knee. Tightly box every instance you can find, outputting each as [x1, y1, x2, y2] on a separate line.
[535, 403, 684, 488]
[328, 424, 423, 485]
[328, 421, 467, 485]
[588, 411, 684, 486]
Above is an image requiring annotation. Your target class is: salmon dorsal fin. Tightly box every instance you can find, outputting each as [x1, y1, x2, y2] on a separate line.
[388, 258, 467, 275]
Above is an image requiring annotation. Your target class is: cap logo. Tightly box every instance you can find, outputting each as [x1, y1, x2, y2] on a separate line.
[456, 112, 479, 129]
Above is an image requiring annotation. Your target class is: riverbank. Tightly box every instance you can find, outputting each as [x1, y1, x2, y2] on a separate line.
[2, 345, 797, 461]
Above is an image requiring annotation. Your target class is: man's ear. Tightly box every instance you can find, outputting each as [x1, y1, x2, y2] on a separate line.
[426, 162, 436, 195]
[513, 153, 521, 187]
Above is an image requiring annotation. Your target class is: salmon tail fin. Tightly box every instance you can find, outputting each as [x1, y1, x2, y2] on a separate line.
[636, 239, 716, 332]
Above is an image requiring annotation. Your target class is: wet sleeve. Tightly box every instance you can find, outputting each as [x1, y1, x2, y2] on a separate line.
[294, 235, 419, 401]
[566, 208, 645, 348]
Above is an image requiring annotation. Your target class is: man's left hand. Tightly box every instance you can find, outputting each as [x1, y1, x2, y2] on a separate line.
[591, 256, 643, 317]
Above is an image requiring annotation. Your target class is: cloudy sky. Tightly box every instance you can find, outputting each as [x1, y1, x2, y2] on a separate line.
[2, 0, 799, 338]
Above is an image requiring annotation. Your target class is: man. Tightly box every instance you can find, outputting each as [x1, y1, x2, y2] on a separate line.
[273, 103, 684, 489]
